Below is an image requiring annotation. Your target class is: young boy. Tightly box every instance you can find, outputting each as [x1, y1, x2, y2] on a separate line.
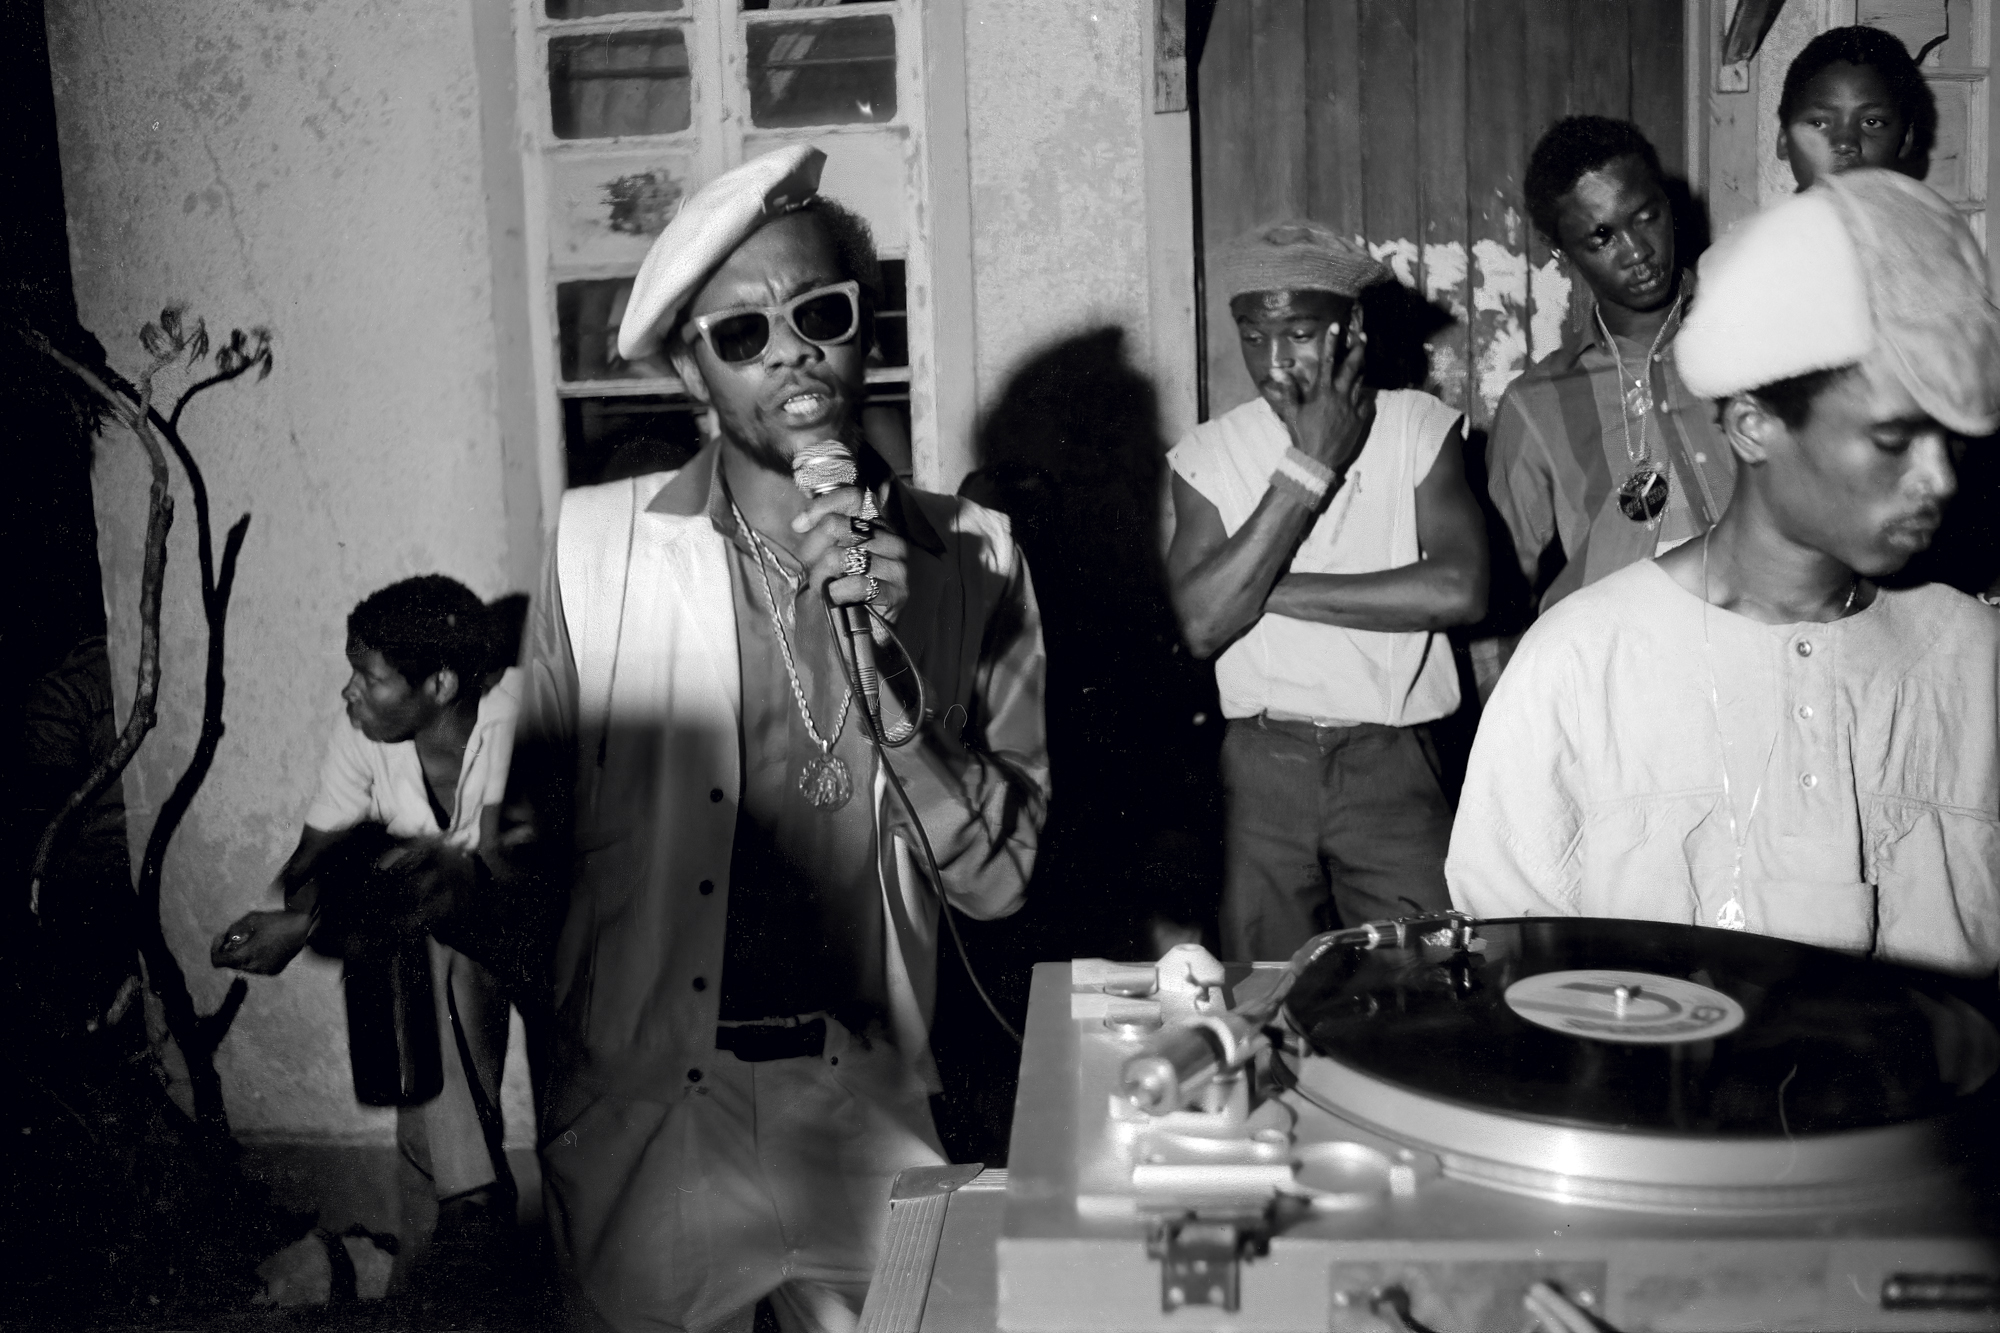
[1779, 25, 1936, 189]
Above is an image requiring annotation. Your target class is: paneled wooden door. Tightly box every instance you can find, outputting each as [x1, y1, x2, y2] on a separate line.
[1195, 0, 1687, 430]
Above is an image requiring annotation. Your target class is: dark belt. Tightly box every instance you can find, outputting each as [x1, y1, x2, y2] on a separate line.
[714, 1017, 826, 1063]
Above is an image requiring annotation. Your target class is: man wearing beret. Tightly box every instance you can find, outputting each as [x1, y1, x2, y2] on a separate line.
[1450, 170, 2000, 977]
[500, 145, 1048, 1333]
[1167, 219, 1489, 963]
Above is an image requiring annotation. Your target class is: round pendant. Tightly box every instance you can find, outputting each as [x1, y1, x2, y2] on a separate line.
[1624, 379, 1653, 419]
[798, 753, 853, 811]
[1616, 467, 1670, 524]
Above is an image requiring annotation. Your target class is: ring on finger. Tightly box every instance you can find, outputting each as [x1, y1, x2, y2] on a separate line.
[849, 515, 874, 537]
[842, 546, 872, 578]
[863, 575, 881, 604]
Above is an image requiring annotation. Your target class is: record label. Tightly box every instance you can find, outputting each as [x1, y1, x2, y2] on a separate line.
[1504, 970, 1746, 1045]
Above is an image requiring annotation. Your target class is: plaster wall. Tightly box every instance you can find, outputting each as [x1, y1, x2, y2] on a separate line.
[47, 0, 535, 1145]
[961, 0, 1190, 445]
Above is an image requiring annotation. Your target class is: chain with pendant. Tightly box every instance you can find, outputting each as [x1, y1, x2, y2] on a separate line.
[1600, 293, 1683, 527]
[729, 494, 858, 812]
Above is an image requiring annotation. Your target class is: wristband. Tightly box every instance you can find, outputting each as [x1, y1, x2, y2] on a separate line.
[1271, 447, 1338, 508]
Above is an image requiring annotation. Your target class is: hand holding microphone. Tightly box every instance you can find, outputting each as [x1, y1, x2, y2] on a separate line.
[788, 441, 910, 735]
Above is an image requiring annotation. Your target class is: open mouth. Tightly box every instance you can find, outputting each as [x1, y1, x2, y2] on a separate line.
[778, 389, 837, 426]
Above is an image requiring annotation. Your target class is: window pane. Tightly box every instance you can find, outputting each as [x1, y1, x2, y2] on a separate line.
[557, 278, 656, 381]
[548, 0, 681, 16]
[564, 396, 704, 488]
[740, 0, 874, 8]
[747, 16, 896, 128]
[870, 259, 906, 369]
[550, 29, 691, 140]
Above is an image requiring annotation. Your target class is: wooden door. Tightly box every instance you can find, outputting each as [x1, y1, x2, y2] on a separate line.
[1194, 0, 1687, 431]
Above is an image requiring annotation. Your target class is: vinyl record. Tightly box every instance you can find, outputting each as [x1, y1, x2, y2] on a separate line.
[1282, 917, 1998, 1139]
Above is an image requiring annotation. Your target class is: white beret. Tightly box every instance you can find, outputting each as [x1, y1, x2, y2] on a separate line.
[616, 143, 827, 364]
[1677, 169, 2000, 437]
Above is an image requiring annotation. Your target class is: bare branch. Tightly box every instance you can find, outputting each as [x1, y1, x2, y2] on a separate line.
[22, 330, 176, 916]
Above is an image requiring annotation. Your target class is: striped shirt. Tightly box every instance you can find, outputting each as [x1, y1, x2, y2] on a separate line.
[1488, 286, 1735, 613]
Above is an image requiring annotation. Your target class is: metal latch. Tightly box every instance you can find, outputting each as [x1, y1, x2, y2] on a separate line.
[1146, 1211, 1272, 1313]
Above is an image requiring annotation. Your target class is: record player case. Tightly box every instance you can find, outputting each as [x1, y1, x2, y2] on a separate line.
[986, 938, 2000, 1333]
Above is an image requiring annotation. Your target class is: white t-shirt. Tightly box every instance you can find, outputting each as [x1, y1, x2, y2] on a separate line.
[303, 668, 521, 852]
[1169, 391, 1463, 727]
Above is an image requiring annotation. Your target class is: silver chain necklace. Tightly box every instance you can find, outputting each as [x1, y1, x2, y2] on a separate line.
[728, 494, 856, 811]
[1598, 289, 1683, 527]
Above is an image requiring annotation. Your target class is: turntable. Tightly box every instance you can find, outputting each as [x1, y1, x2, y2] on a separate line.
[991, 916, 2000, 1332]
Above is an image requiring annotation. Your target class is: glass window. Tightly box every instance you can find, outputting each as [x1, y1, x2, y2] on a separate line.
[747, 16, 896, 128]
[564, 395, 704, 488]
[741, 1, 874, 9]
[549, 29, 692, 140]
[870, 259, 907, 369]
[547, 0, 681, 16]
[557, 278, 651, 381]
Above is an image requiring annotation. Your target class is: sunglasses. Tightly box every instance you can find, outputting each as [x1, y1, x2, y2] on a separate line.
[682, 280, 863, 365]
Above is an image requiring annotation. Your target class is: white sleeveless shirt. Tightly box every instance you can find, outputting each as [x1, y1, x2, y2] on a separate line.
[1169, 390, 1463, 727]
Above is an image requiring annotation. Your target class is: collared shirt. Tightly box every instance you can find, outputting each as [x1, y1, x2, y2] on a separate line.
[511, 442, 1048, 1117]
[1488, 285, 1736, 612]
[682, 455, 885, 1027]
[304, 668, 521, 852]
[1447, 561, 2000, 977]
[1167, 390, 1464, 727]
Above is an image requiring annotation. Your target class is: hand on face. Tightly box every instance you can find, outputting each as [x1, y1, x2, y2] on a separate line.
[1269, 309, 1375, 476]
[791, 487, 909, 635]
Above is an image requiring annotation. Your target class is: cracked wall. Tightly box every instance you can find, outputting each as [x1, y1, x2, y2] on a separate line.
[46, 0, 533, 1147]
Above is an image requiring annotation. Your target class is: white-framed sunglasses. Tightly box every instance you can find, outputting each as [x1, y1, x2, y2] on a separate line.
[682, 280, 863, 365]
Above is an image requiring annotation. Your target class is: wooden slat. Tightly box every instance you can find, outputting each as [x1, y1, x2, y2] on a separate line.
[1468, 0, 1532, 411]
[1629, 0, 1686, 178]
[1305, 0, 1366, 241]
[1359, 0, 1420, 263]
[1198, 0, 1259, 413]
[1572, 0, 1633, 121]
[1415, 0, 1471, 417]
[1249, 0, 1309, 221]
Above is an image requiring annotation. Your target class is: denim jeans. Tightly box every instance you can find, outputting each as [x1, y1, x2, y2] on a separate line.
[1218, 715, 1453, 961]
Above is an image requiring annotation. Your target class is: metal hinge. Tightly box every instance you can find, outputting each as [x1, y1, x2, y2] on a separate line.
[1146, 1210, 1272, 1313]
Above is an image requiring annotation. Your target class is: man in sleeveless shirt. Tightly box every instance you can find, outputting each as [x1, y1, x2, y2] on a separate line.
[499, 146, 1048, 1333]
[1450, 170, 2000, 978]
[1488, 117, 1736, 620]
[1167, 220, 1489, 963]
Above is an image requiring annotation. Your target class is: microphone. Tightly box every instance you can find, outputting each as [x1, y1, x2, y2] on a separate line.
[791, 441, 882, 734]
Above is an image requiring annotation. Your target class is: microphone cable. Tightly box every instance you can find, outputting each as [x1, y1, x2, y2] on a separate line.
[823, 592, 1023, 1046]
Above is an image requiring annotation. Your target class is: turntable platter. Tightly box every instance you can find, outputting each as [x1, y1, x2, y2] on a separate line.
[1280, 918, 2000, 1212]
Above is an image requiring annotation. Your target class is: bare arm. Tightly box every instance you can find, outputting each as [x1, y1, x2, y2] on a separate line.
[1167, 328, 1377, 660]
[1167, 471, 1326, 659]
[1262, 423, 1490, 632]
[209, 824, 349, 974]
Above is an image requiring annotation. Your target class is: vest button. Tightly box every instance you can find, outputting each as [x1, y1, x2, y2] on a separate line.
[1795, 640, 1813, 657]
[687, 1068, 702, 1083]
[699, 879, 715, 895]
[710, 787, 724, 803]
[692, 976, 706, 991]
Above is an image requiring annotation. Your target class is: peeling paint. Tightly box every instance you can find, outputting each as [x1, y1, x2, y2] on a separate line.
[1470, 238, 1529, 415]
[1420, 240, 1467, 315]
[1367, 236, 1420, 289]
[1529, 255, 1573, 363]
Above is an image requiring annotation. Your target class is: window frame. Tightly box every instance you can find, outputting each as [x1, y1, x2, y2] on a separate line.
[514, 0, 949, 507]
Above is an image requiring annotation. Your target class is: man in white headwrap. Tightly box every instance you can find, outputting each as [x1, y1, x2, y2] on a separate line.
[1448, 170, 2000, 976]
[497, 144, 1048, 1332]
[1166, 220, 1489, 962]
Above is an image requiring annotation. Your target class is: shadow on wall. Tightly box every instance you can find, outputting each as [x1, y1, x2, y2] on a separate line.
[937, 328, 1223, 1163]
